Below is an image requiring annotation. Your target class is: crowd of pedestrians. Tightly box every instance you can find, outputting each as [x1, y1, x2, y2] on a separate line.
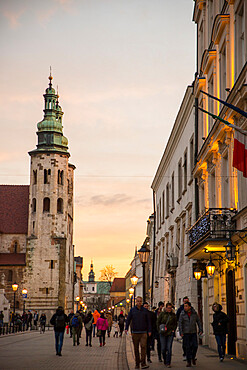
[0, 310, 47, 333]
[125, 295, 229, 369]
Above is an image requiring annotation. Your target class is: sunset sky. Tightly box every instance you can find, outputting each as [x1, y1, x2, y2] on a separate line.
[0, 0, 195, 280]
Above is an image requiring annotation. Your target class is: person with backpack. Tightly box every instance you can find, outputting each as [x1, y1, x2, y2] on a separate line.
[96, 312, 108, 347]
[70, 311, 83, 346]
[50, 306, 68, 356]
[157, 302, 177, 368]
[84, 311, 94, 347]
[118, 311, 125, 337]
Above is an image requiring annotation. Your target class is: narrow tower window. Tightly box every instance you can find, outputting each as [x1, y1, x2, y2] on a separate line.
[43, 198, 50, 212]
[33, 170, 37, 184]
[57, 198, 63, 213]
[32, 198, 36, 212]
[14, 242, 18, 253]
[58, 170, 64, 185]
[44, 169, 51, 184]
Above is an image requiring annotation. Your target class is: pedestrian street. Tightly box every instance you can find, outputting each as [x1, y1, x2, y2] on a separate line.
[1, 329, 247, 370]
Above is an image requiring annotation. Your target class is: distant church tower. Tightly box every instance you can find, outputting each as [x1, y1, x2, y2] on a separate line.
[88, 261, 95, 282]
[23, 72, 75, 315]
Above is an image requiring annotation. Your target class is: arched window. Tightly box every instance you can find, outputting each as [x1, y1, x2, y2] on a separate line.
[57, 198, 63, 213]
[14, 242, 18, 253]
[33, 170, 37, 185]
[32, 198, 36, 212]
[58, 170, 60, 184]
[43, 198, 50, 212]
[8, 270, 13, 282]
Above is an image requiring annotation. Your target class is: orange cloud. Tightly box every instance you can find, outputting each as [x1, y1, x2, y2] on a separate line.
[2, 9, 24, 29]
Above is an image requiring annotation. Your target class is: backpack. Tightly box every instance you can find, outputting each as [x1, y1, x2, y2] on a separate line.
[55, 315, 65, 329]
[119, 316, 125, 325]
[71, 315, 79, 328]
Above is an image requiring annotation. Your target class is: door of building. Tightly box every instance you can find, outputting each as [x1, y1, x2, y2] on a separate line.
[226, 269, 237, 355]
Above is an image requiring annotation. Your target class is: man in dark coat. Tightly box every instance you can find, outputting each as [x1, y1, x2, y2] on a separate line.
[125, 296, 152, 369]
[143, 302, 156, 364]
[179, 302, 202, 367]
[50, 306, 68, 356]
[155, 301, 164, 362]
[211, 303, 229, 361]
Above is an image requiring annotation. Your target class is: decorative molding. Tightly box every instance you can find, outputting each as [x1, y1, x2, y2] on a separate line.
[211, 14, 230, 44]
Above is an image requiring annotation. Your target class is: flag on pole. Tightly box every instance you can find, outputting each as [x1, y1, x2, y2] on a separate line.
[201, 90, 247, 119]
[197, 107, 247, 178]
[233, 130, 247, 177]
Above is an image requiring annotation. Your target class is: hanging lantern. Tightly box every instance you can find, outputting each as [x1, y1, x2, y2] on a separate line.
[130, 275, 138, 286]
[206, 260, 216, 276]
[194, 268, 202, 280]
[225, 240, 236, 262]
[129, 287, 134, 295]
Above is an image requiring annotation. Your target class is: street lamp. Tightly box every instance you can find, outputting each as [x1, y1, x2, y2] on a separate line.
[75, 296, 80, 311]
[225, 240, 236, 261]
[12, 282, 19, 313]
[22, 288, 27, 313]
[130, 275, 138, 304]
[138, 243, 150, 301]
[206, 260, 216, 276]
[194, 268, 202, 280]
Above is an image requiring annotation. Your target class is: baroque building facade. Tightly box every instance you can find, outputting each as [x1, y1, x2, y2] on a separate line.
[151, 86, 198, 311]
[0, 74, 75, 318]
[188, 0, 247, 358]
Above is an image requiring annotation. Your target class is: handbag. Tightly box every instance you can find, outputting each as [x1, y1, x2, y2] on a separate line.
[97, 329, 102, 337]
[159, 314, 171, 335]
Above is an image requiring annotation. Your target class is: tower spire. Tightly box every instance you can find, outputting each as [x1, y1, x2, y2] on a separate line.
[49, 66, 53, 89]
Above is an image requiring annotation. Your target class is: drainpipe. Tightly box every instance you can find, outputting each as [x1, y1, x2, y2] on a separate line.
[151, 190, 156, 307]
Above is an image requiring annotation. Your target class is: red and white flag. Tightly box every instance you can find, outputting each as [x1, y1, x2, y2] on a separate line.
[233, 130, 247, 177]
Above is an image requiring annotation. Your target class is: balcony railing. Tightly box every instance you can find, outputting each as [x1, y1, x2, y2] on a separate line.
[188, 208, 236, 249]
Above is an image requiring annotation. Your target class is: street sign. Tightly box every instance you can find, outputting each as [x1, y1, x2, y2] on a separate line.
[22, 294, 27, 299]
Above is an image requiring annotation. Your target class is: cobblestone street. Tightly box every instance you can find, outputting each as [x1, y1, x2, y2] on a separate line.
[1, 330, 247, 370]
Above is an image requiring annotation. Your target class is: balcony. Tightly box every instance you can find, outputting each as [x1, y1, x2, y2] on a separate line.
[187, 208, 236, 259]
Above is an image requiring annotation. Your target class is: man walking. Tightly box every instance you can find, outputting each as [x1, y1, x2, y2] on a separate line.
[68, 310, 74, 338]
[125, 296, 151, 369]
[155, 301, 164, 362]
[211, 303, 229, 361]
[33, 311, 39, 330]
[176, 296, 190, 360]
[50, 306, 68, 356]
[70, 311, 83, 346]
[179, 302, 203, 367]
[157, 302, 177, 368]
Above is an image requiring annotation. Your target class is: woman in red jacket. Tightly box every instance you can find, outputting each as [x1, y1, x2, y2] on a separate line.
[96, 312, 109, 347]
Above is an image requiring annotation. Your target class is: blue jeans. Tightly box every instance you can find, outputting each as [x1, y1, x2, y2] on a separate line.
[55, 331, 64, 354]
[215, 334, 226, 358]
[183, 333, 198, 361]
[160, 334, 174, 365]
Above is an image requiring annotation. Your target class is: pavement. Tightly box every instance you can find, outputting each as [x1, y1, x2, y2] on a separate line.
[0, 330, 246, 370]
[126, 335, 247, 370]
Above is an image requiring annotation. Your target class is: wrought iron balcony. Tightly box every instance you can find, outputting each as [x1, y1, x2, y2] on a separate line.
[188, 208, 236, 249]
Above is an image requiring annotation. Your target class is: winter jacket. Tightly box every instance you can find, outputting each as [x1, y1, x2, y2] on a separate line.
[211, 307, 229, 335]
[84, 314, 94, 331]
[50, 308, 68, 332]
[179, 308, 202, 335]
[96, 317, 108, 331]
[70, 312, 83, 331]
[176, 304, 184, 320]
[93, 310, 100, 324]
[125, 306, 152, 334]
[118, 314, 125, 327]
[157, 311, 177, 336]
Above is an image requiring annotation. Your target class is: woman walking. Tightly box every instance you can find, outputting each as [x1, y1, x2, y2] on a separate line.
[96, 312, 108, 347]
[84, 311, 94, 347]
[118, 310, 125, 337]
[157, 302, 177, 368]
[106, 311, 113, 337]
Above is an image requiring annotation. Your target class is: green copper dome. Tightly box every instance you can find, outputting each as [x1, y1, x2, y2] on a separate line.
[29, 73, 69, 156]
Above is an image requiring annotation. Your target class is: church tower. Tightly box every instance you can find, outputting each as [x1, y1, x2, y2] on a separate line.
[88, 261, 95, 282]
[24, 72, 75, 316]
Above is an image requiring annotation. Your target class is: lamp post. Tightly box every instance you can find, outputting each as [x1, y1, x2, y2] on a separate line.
[12, 282, 19, 313]
[129, 287, 134, 307]
[138, 243, 150, 301]
[22, 288, 27, 313]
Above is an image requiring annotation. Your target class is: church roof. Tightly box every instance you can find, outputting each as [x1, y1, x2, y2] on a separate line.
[110, 278, 125, 293]
[0, 185, 29, 234]
[0, 253, 26, 266]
